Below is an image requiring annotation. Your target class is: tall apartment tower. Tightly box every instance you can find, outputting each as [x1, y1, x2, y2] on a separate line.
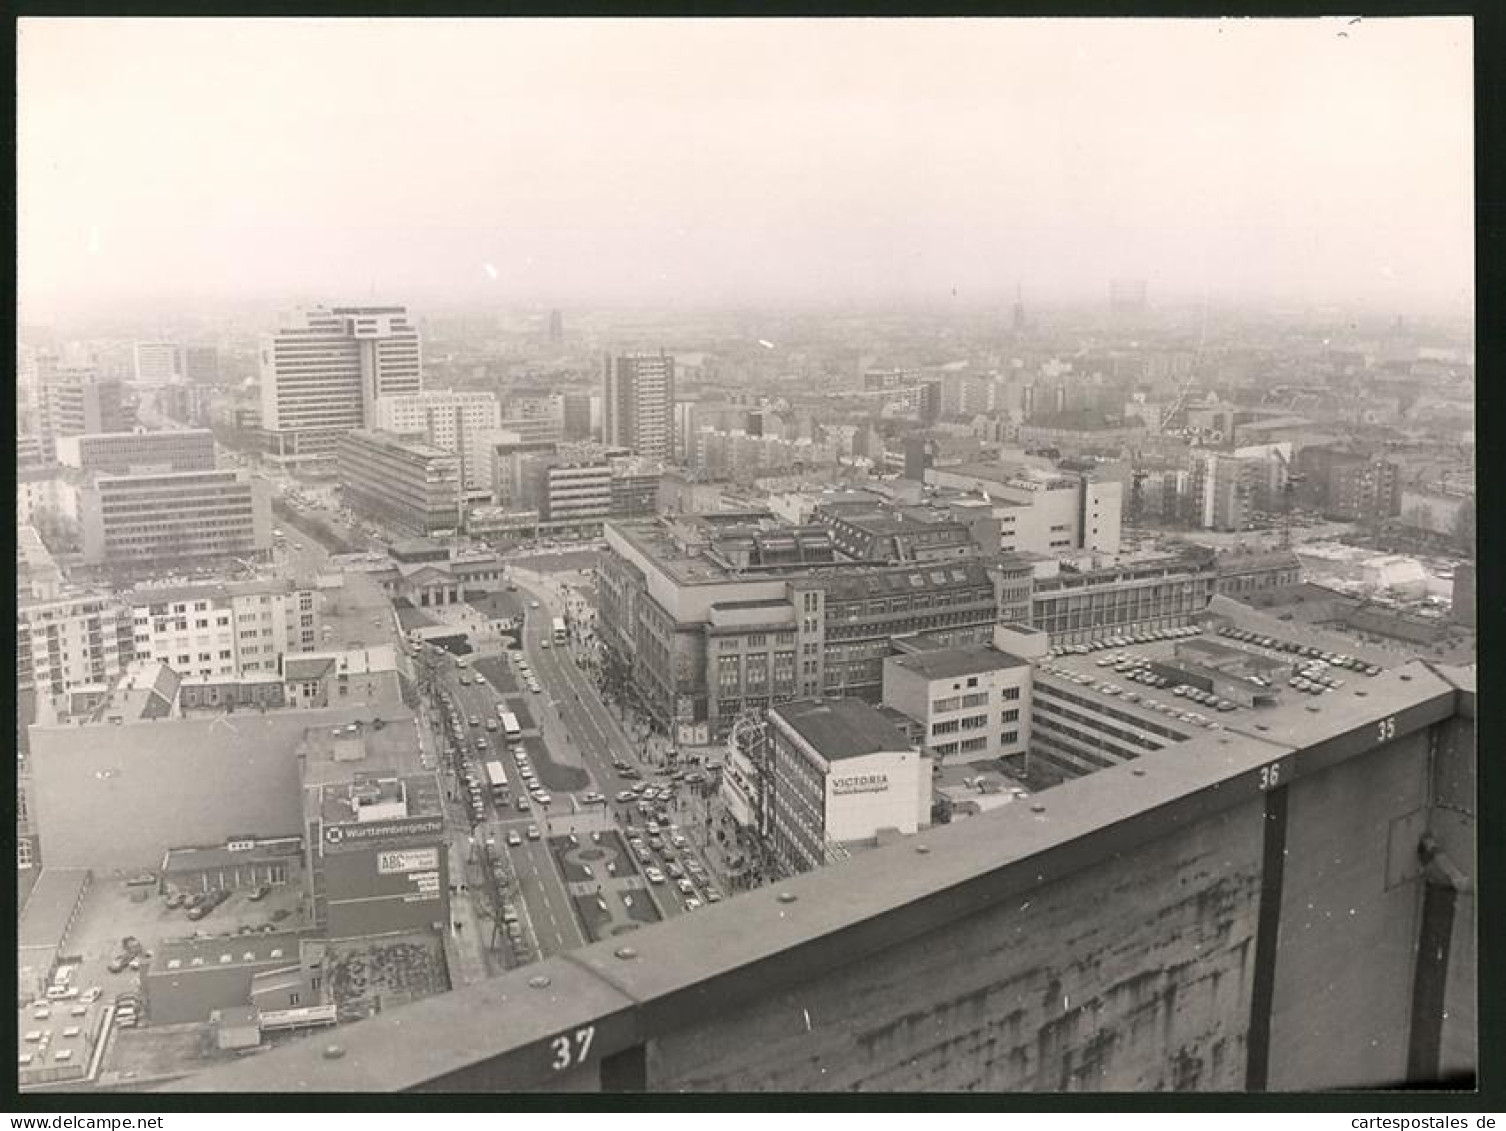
[603, 351, 675, 463]
[259, 305, 422, 473]
[548, 309, 565, 343]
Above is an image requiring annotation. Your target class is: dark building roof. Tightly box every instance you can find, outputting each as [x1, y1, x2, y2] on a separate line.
[772, 698, 913, 762]
[285, 657, 337, 682]
[888, 645, 1030, 681]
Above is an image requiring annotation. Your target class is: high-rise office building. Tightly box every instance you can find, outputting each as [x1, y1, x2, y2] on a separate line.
[336, 429, 460, 536]
[548, 309, 564, 343]
[259, 306, 422, 473]
[134, 342, 183, 385]
[374, 390, 501, 495]
[603, 352, 675, 463]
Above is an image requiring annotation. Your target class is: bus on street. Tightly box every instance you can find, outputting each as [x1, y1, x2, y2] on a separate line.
[551, 616, 567, 644]
[498, 710, 522, 743]
[485, 760, 509, 801]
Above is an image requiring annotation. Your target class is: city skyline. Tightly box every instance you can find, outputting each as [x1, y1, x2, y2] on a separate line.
[19, 17, 1473, 320]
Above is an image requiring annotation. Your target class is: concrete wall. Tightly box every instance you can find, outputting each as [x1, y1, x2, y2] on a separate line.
[646, 799, 1263, 1091]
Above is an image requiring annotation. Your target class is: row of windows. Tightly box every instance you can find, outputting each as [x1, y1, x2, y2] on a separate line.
[1035, 681, 1187, 743]
[1033, 702, 1159, 759]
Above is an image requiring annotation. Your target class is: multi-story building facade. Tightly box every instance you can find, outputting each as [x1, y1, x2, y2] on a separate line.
[1333, 458, 1403, 524]
[928, 463, 1123, 557]
[56, 428, 217, 477]
[260, 306, 422, 473]
[16, 466, 75, 531]
[1030, 552, 1217, 645]
[18, 591, 137, 698]
[599, 515, 998, 739]
[604, 352, 675, 463]
[987, 554, 1036, 625]
[561, 392, 593, 440]
[79, 469, 272, 571]
[527, 460, 614, 528]
[37, 369, 130, 454]
[882, 645, 1033, 766]
[1189, 449, 1253, 532]
[134, 341, 183, 385]
[374, 390, 501, 496]
[337, 429, 461, 536]
[765, 697, 929, 875]
[125, 577, 319, 678]
[1213, 549, 1303, 598]
[483, 431, 559, 507]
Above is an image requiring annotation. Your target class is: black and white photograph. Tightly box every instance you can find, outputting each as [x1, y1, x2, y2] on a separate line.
[13, 15, 1479, 1102]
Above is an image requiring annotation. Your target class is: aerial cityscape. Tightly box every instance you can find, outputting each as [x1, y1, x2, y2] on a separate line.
[15, 17, 1476, 1099]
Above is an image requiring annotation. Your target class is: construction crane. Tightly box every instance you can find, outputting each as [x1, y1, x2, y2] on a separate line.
[1160, 292, 1211, 434]
[1271, 446, 1306, 550]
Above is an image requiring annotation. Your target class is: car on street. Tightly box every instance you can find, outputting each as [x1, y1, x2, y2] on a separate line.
[676, 878, 695, 895]
[507, 831, 522, 847]
[615, 790, 636, 803]
[644, 867, 665, 884]
[582, 792, 603, 805]
[527, 825, 541, 841]
[247, 884, 272, 902]
[685, 898, 703, 911]
[515, 797, 529, 811]
[704, 890, 722, 903]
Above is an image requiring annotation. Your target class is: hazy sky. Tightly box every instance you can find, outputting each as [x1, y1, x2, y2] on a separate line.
[18, 17, 1473, 318]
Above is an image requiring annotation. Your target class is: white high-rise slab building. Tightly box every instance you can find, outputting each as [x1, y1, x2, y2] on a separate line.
[374, 390, 501, 494]
[134, 341, 183, 385]
[603, 351, 675, 463]
[259, 305, 422, 473]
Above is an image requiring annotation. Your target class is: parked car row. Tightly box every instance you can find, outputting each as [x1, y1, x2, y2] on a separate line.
[1215, 625, 1382, 675]
[1050, 626, 1199, 656]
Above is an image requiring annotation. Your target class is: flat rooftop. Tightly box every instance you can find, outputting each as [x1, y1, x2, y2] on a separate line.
[889, 645, 1031, 681]
[299, 713, 426, 787]
[149, 930, 308, 975]
[772, 698, 915, 762]
[126, 575, 305, 608]
[163, 838, 303, 875]
[19, 867, 93, 951]
[1038, 607, 1400, 742]
[310, 771, 443, 829]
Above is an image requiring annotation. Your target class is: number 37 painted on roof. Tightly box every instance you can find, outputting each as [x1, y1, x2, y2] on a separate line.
[550, 1026, 595, 1071]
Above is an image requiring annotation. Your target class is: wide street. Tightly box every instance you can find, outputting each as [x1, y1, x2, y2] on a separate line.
[244, 466, 726, 963]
